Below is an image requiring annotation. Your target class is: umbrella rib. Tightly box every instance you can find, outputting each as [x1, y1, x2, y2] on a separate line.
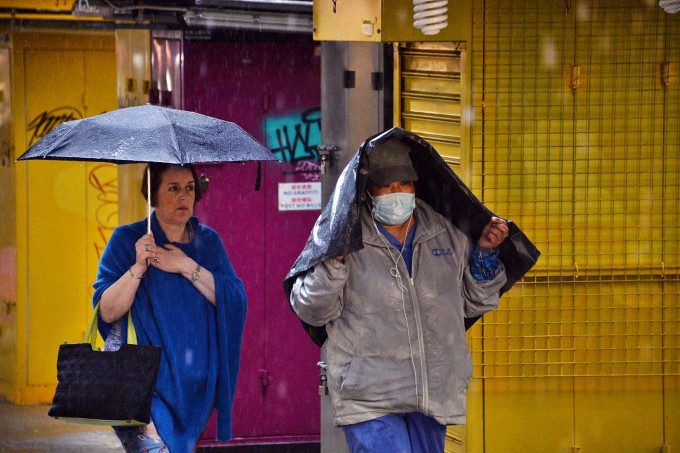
[159, 108, 185, 164]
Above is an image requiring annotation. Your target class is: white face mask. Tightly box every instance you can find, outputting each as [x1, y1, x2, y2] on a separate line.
[370, 192, 416, 225]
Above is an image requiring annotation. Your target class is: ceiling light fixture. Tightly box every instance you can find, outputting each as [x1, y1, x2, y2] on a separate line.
[413, 0, 448, 35]
[659, 0, 680, 13]
[183, 9, 312, 33]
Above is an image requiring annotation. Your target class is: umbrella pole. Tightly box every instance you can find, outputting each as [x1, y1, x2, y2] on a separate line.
[147, 166, 151, 234]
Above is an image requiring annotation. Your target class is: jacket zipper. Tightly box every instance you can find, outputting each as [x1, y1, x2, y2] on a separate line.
[375, 239, 425, 412]
[409, 273, 429, 413]
[370, 225, 442, 414]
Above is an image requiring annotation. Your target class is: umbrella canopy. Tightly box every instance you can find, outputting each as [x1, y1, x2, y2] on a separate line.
[17, 104, 278, 165]
[17, 104, 278, 233]
[284, 127, 540, 346]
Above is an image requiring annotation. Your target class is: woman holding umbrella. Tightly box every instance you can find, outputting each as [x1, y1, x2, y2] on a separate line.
[93, 162, 247, 453]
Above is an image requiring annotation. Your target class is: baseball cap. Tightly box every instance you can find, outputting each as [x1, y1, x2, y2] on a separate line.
[367, 138, 418, 186]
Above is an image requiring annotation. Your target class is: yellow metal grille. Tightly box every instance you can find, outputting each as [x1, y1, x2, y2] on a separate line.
[470, 1, 680, 378]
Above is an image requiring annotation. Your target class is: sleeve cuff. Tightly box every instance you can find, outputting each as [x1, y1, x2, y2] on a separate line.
[469, 245, 500, 281]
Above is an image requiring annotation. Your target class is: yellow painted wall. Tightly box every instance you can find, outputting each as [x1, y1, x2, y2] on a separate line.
[5, 30, 118, 404]
[0, 1, 71, 10]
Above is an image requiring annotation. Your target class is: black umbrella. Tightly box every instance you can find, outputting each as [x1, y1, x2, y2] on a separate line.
[17, 104, 278, 232]
[284, 127, 540, 346]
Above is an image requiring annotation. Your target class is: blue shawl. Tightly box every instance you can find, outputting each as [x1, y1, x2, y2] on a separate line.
[93, 212, 247, 452]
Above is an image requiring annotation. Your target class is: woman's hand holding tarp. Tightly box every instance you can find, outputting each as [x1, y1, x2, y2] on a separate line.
[478, 217, 509, 250]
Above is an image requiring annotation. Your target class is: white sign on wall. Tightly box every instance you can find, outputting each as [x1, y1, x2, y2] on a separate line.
[278, 182, 322, 211]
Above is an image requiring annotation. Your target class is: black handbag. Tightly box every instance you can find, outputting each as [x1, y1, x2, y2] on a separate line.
[48, 301, 161, 426]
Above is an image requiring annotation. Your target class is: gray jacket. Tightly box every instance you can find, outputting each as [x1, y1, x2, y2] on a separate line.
[290, 199, 506, 426]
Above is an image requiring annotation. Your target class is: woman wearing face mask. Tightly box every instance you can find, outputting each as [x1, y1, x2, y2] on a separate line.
[290, 138, 509, 453]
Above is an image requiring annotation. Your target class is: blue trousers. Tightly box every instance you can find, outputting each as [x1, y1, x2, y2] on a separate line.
[342, 412, 447, 453]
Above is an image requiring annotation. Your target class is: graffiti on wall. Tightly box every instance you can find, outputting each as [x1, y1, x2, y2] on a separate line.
[264, 107, 321, 181]
[26, 106, 82, 147]
[88, 164, 118, 260]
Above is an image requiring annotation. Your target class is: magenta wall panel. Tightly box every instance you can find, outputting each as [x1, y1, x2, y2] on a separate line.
[183, 38, 322, 444]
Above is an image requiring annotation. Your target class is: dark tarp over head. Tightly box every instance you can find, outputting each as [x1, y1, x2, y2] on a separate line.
[284, 127, 540, 347]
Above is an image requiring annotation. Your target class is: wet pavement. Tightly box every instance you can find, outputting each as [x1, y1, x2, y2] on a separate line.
[0, 401, 322, 452]
[0, 401, 123, 452]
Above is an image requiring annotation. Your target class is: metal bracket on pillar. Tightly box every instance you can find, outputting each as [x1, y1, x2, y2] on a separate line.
[317, 145, 339, 174]
[371, 72, 383, 91]
[317, 361, 329, 395]
[343, 71, 356, 89]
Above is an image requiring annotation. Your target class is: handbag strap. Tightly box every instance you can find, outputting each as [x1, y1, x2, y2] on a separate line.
[87, 301, 138, 347]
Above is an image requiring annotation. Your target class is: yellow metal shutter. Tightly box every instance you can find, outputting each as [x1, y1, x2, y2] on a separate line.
[394, 42, 468, 180]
